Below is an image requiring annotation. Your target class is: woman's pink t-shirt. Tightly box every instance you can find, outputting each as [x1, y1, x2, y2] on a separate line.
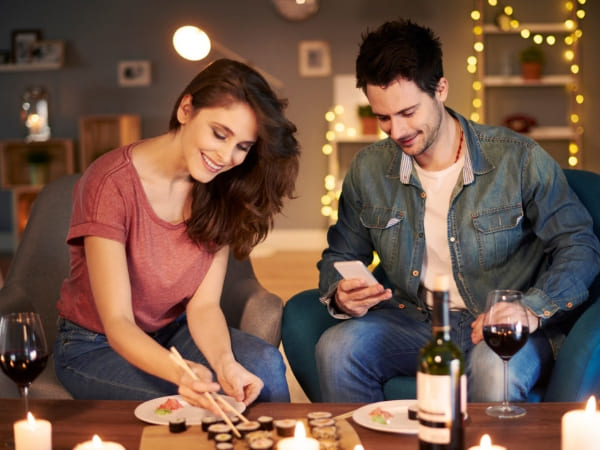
[57, 144, 214, 333]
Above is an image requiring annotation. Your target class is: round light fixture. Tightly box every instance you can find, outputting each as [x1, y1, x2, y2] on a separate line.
[272, 0, 319, 21]
[173, 26, 211, 61]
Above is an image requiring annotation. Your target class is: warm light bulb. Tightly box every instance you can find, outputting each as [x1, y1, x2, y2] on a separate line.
[546, 35, 556, 45]
[173, 26, 211, 61]
[325, 111, 335, 122]
[470, 10, 481, 21]
[568, 156, 578, 166]
[474, 42, 484, 52]
[334, 104, 345, 115]
[520, 29, 531, 39]
[575, 94, 584, 104]
[321, 143, 332, 155]
[576, 9, 586, 19]
[533, 34, 544, 44]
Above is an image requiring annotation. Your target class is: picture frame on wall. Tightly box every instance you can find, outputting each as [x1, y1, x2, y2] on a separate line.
[118, 60, 152, 87]
[11, 29, 41, 63]
[30, 40, 65, 66]
[298, 40, 331, 77]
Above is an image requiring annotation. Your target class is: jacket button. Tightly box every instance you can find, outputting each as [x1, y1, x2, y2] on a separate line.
[421, 192, 426, 199]
[398, 303, 406, 309]
[412, 270, 419, 277]
[566, 302, 573, 309]
[543, 310, 551, 317]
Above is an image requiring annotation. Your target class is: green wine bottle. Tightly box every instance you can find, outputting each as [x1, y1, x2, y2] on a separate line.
[417, 274, 465, 450]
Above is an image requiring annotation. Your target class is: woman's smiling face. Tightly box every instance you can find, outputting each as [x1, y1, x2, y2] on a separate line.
[177, 96, 258, 183]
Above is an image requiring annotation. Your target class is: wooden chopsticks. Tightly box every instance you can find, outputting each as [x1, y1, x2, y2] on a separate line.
[168, 346, 248, 437]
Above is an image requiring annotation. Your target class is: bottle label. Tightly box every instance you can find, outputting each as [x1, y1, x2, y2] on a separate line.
[417, 372, 467, 444]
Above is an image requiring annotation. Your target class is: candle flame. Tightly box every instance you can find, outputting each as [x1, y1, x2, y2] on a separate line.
[354, 446, 365, 450]
[586, 396, 597, 413]
[293, 421, 307, 438]
[92, 435, 103, 448]
[480, 434, 492, 448]
[26, 412, 36, 426]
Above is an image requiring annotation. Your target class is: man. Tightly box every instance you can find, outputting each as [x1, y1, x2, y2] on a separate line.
[315, 19, 600, 402]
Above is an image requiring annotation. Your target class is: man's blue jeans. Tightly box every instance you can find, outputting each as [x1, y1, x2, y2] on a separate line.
[315, 305, 552, 402]
[54, 317, 290, 402]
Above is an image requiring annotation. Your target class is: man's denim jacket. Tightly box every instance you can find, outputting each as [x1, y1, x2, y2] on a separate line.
[319, 108, 600, 355]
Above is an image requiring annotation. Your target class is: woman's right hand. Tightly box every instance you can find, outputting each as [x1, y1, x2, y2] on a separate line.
[177, 360, 222, 415]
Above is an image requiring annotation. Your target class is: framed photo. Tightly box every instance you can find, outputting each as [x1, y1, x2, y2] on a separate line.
[30, 40, 65, 65]
[12, 29, 41, 63]
[118, 60, 152, 87]
[298, 40, 331, 77]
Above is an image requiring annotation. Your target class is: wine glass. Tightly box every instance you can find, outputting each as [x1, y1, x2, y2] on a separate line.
[0, 312, 49, 415]
[482, 290, 530, 419]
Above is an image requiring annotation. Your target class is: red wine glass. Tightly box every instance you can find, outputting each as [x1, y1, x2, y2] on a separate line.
[482, 290, 529, 418]
[0, 312, 49, 416]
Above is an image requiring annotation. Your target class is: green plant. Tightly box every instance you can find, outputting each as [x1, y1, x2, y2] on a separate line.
[520, 45, 545, 64]
[26, 148, 51, 165]
[357, 104, 375, 118]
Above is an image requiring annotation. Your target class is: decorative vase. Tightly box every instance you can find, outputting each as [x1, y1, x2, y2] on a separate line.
[521, 62, 542, 80]
[361, 116, 378, 135]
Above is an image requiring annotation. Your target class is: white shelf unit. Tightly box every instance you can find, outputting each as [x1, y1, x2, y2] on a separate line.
[474, 1, 582, 168]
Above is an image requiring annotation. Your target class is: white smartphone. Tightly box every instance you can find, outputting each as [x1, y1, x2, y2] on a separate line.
[334, 260, 379, 286]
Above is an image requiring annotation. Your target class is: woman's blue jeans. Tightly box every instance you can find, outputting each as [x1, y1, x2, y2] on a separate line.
[54, 317, 290, 402]
[315, 305, 553, 402]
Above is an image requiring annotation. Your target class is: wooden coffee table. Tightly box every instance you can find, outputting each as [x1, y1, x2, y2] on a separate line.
[0, 399, 581, 449]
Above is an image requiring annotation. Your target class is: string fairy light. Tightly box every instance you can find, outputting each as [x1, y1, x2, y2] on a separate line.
[469, 0, 586, 167]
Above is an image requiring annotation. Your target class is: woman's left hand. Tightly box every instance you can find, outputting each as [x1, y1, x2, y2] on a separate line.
[218, 360, 264, 406]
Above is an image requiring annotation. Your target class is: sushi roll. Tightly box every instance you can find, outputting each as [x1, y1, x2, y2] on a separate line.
[311, 425, 338, 441]
[168, 417, 187, 434]
[214, 432, 233, 444]
[308, 418, 336, 430]
[236, 420, 261, 437]
[202, 415, 222, 432]
[273, 419, 297, 437]
[207, 423, 232, 440]
[248, 438, 275, 450]
[257, 415, 274, 431]
[307, 411, 332, 421]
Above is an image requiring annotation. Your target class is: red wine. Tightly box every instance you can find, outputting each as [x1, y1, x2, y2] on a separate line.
[0, 350, 48, 386]
[483, 324, 529, 360]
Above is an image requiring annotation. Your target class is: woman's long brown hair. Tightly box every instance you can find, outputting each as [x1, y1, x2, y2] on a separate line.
[168, 59, 300, 260]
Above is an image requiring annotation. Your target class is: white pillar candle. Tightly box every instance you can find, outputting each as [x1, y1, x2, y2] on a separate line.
[277, 422, 319, 450]
[73, 434, 126, 450]
[13, 412, 52, 450]
[562, 396, 600, 450]
[468, 434, 507, 450]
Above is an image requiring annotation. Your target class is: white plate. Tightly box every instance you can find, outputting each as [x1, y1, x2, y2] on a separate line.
[134, 394, 245, 425]
[352, 400, 418, 434]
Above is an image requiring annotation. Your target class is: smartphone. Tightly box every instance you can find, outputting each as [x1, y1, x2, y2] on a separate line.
[334, 260, 379, 286]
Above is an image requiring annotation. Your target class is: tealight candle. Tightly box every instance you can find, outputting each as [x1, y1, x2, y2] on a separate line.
[562, 396, 600, 450]
[13, 412, 52, 450]
[73, 434, 126, 450]
[468, 434, 507, 450]
[277, 422, 319, 450]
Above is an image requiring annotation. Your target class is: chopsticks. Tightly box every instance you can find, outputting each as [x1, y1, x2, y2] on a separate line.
[168, 346, 248, 437]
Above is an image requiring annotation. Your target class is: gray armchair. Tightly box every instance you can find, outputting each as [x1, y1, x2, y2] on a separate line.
[0, 174, 283, 399]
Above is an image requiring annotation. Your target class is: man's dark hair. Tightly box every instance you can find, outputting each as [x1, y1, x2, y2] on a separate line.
[356, 19, 444, 97]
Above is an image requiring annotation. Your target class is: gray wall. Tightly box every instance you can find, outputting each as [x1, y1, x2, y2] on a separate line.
[1, 0, 598, 236]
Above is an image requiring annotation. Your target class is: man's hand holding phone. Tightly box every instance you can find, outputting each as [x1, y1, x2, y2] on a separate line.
[333, 261, 392, 317]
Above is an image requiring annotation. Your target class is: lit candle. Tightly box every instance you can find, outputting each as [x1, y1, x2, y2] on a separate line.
[562, 396, 600, 450]
[467, 434, 507, 450]
[73, 434, 126, 450]
[277, 422, 319, 450]
[13, 412, 52, 450]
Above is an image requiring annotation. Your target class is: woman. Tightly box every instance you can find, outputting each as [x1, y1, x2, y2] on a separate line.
[54, 59, 299, 409]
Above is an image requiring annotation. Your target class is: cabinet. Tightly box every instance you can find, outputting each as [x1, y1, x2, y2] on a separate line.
[0, 138, 75, 242]
[78, 115, 141, 170]
[473, 1, 582, 168]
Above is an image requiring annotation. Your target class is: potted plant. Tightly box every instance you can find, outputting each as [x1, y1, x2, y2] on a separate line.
[357, 104, 378, 135]
[26, 148, 51, 185]
[520, 45, 545, 80]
